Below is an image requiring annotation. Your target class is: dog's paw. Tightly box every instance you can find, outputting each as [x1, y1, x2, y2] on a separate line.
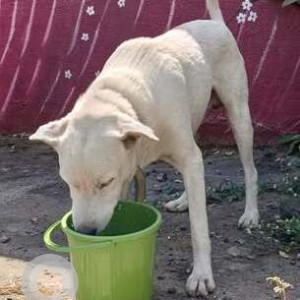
[164, 197, 188, 212]
[238, 210, 259, 228]
[186, 270, 216, 297]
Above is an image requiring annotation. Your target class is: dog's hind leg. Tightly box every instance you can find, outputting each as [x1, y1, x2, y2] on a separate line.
[231, 103, 259, 228]
[214, 58, 259, 228]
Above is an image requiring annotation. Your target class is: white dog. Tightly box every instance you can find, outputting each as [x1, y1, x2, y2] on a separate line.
[30, 0, 259, 296]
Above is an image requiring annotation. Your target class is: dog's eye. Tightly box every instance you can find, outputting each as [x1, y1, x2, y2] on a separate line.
[96, 178, 114, 190]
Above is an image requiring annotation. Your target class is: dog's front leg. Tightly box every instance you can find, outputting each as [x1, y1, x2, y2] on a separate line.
[181, 145, 215, 297]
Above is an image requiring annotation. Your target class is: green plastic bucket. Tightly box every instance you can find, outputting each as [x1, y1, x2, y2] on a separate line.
[44, 201, 162, 300]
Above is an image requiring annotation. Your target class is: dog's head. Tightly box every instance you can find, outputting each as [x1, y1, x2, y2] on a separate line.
[30, 100, 158, 235]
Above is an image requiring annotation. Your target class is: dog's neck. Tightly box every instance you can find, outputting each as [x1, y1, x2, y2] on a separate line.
[75, 76, 161, 169]
[95, 69, 155, 128]
[93, 72, 161, 167]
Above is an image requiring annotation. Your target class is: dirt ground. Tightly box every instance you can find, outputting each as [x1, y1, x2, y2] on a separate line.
[0, 136, 299, 300]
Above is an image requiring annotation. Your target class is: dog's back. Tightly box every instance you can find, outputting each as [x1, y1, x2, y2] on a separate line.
[99, 0, 241, 134]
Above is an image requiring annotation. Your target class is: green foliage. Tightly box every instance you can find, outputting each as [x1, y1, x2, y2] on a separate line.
[260, 174, 300, 198]
[278, 134, 300, 155]
[273, 217, 300, 248]
[282, 217, 300, 244]
[252, 217, 300, 252]
[207, 181, 245, 203]
[282, 0, 300, 7]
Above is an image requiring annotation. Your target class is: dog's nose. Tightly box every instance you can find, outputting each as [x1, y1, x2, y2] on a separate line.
[76, 225, 98, 236]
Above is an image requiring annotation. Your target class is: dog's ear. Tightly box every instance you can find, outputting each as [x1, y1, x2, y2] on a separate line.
[29, 117, 69, 148]
[120, 121, 159, 150]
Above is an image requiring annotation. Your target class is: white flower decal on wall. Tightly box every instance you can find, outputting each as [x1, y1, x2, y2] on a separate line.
[65, 70, 73, 79]
[236, 0, 258, 24]
[86, 6, 95, 16]
[242, 0, 253, 11]
[248, 11, 258, 22]
[236, 12, 246, 24]
[118, 0, 126, 8]
[81, 33, 89, 42]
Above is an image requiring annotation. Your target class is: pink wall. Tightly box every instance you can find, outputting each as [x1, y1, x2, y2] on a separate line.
[0, 0, 299, 144]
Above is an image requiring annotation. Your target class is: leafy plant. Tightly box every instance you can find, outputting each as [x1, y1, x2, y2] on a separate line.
[282, 0, 300, 7]
[252, 217, 300, 252]
[260, 174, 300, 199]
[282, 217, 300, 243]
[278, 134, 300, 155]
[207, 181, 245, 203]
[266, 276, 292, 300]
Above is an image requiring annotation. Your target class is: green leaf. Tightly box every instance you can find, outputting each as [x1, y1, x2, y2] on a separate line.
[282, 0, 300, 7]
[278, 134, 300, 145]
[288, 140, 300, 154]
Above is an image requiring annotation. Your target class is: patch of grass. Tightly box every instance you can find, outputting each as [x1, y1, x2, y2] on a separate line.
[251, 217, 300, 253]
[259, 173, 300, 198]
[280, 217, 300, 244]
[207, 181, 245, 203]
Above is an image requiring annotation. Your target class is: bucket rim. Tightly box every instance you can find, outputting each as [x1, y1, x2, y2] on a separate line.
[61, 201, 162, 242]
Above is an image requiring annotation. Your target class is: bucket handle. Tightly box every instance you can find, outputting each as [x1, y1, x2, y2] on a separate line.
[44, 220, 113, 253]
[134, 167, 146, 203]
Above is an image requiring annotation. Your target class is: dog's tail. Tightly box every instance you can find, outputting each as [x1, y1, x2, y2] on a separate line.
[205, 0, 224, 23]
